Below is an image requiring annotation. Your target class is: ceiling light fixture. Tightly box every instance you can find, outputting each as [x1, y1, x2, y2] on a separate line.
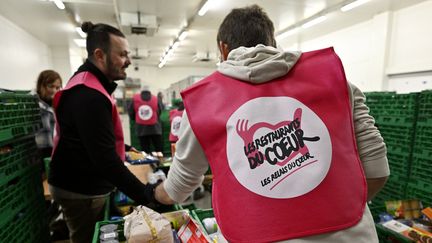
[178, 31, 188, 41]
[51, 0, 65, 10]
[172, 41, 180, 50]
[75, 27, 86, 38]
[341, 0, 370, 12]
[301, 16, 327, 29]
[158, 59, 167, 68]
[158, 28, 189, 68]
[198, 0, 213, 16]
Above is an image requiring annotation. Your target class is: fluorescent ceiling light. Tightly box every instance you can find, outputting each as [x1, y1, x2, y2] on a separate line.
[198, 0, 213, 16]
[52, 0, 65, 10]
[276, 28, 299, 41]
[74, 39, 86, 47]
[341, 0, 370, 12]
[178, 31, 188, 41]
[172, 41, 180, 50]
[301, 16, 327, 29]
[75, 27, 86, 38]
[167, 48, 175, 57]
[74, 14, 81, 23]
[158, 60, 167, 68]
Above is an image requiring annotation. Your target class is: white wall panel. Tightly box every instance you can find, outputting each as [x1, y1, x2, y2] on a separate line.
[127, 66, 214, 93]
[388, 1, 432, 74]
[0, 14, 52, 90]
[51, 46, 72, 84]
[298, 19, 382, 91]
[388, 72, 432, 93]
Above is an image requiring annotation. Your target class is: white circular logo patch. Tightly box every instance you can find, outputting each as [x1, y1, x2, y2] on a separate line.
[138, 105, 153, 120]
[226, 97, 332, 199]
[171, 116, 182, 136]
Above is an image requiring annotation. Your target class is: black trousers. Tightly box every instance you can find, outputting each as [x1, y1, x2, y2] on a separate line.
[138, 134, 163, 153]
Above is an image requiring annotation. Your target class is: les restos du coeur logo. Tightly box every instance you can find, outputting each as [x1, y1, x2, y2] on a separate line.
[226, 97, 332, 199]
[171, 116, 182, 136]
[138, 105, 153, 120]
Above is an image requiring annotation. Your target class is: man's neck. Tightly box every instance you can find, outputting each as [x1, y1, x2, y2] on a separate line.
[88, 58, 113, 83]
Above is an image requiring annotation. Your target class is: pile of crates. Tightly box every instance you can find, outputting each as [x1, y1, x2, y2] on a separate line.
[407, 90, 432, 206]
[365, 92, 419, 206]
[0, 90, 48, 242]
[0, 91, 42, 143]
[363, 91, 432, 242]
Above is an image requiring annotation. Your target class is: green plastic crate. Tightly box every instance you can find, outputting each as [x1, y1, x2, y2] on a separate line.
[416, 116, 432, 127]
[174, 203, 197, 211]
[0, 198, 48, 243]
[368, 203, 387, 222]
[375, 223, 414, 243]
[43, 157, 50, 176]
[406, 181, 432, 207]
[0, 92, 41, 143]
[128, 119, 140, 150]
[0, 137, 38, 186]
[373, 174, 408, 202]
[104, 195, 111, 221]
[0, 122, 41, 144]
[191, 208, 216, 235]
[0, 166, 44, 229]
[160, 109, 171, 155]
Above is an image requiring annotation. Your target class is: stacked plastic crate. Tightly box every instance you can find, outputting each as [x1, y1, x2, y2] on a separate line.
[365, 92, 418, 210]
[0, 90, 49, 242]
[407, 90, 432, 207]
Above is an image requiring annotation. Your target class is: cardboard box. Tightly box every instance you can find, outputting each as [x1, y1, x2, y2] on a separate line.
[382, 220, 432, 242]
[177, 218, 211, 243]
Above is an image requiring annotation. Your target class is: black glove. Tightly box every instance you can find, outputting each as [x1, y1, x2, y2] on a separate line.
[143, 180, 162, 205]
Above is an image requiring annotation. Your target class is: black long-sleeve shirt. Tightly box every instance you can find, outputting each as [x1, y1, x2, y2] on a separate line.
[48, 60, 152, 204]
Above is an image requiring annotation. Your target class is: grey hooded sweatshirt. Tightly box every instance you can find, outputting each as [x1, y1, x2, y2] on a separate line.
[164, 45, 389, 243]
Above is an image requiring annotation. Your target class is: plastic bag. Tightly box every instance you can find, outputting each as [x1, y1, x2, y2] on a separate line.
[124, 205, 173, 243]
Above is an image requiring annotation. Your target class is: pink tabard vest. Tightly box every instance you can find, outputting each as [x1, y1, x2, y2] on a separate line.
[133, 94, 158, 125]
[52, 72, 125, 161]
[181, 48, 366, 242]
[169, 109, 184, 142]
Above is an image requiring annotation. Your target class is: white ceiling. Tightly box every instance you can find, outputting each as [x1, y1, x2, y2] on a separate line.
[0, 0, 427, 69]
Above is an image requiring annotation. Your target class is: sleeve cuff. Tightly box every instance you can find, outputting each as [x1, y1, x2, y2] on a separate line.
[362, 156, 390, 178]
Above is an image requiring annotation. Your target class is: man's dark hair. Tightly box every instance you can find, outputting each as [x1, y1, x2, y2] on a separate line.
[217, 5, 276, 52]
[81, 22, 125, 59]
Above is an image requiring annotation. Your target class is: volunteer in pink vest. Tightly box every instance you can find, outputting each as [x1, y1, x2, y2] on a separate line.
[169, 101, 185, 143]
[155, 5, 389, 243]
[128, 87, 164, 154]
[48, 22, 160, 243]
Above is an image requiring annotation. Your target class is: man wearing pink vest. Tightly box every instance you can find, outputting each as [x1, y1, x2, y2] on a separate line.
[156, 5, 389, 243]
[49, 22, 159, 243]
[128, 87, 164, 154]
[169, 101, 185, 143]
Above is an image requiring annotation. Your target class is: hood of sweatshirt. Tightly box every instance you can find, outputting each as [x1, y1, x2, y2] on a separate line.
[217, 44, 301, 84]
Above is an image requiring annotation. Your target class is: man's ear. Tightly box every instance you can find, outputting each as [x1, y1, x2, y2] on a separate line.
[93, 48, 106, 63]
[218, 41, 229, 61]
